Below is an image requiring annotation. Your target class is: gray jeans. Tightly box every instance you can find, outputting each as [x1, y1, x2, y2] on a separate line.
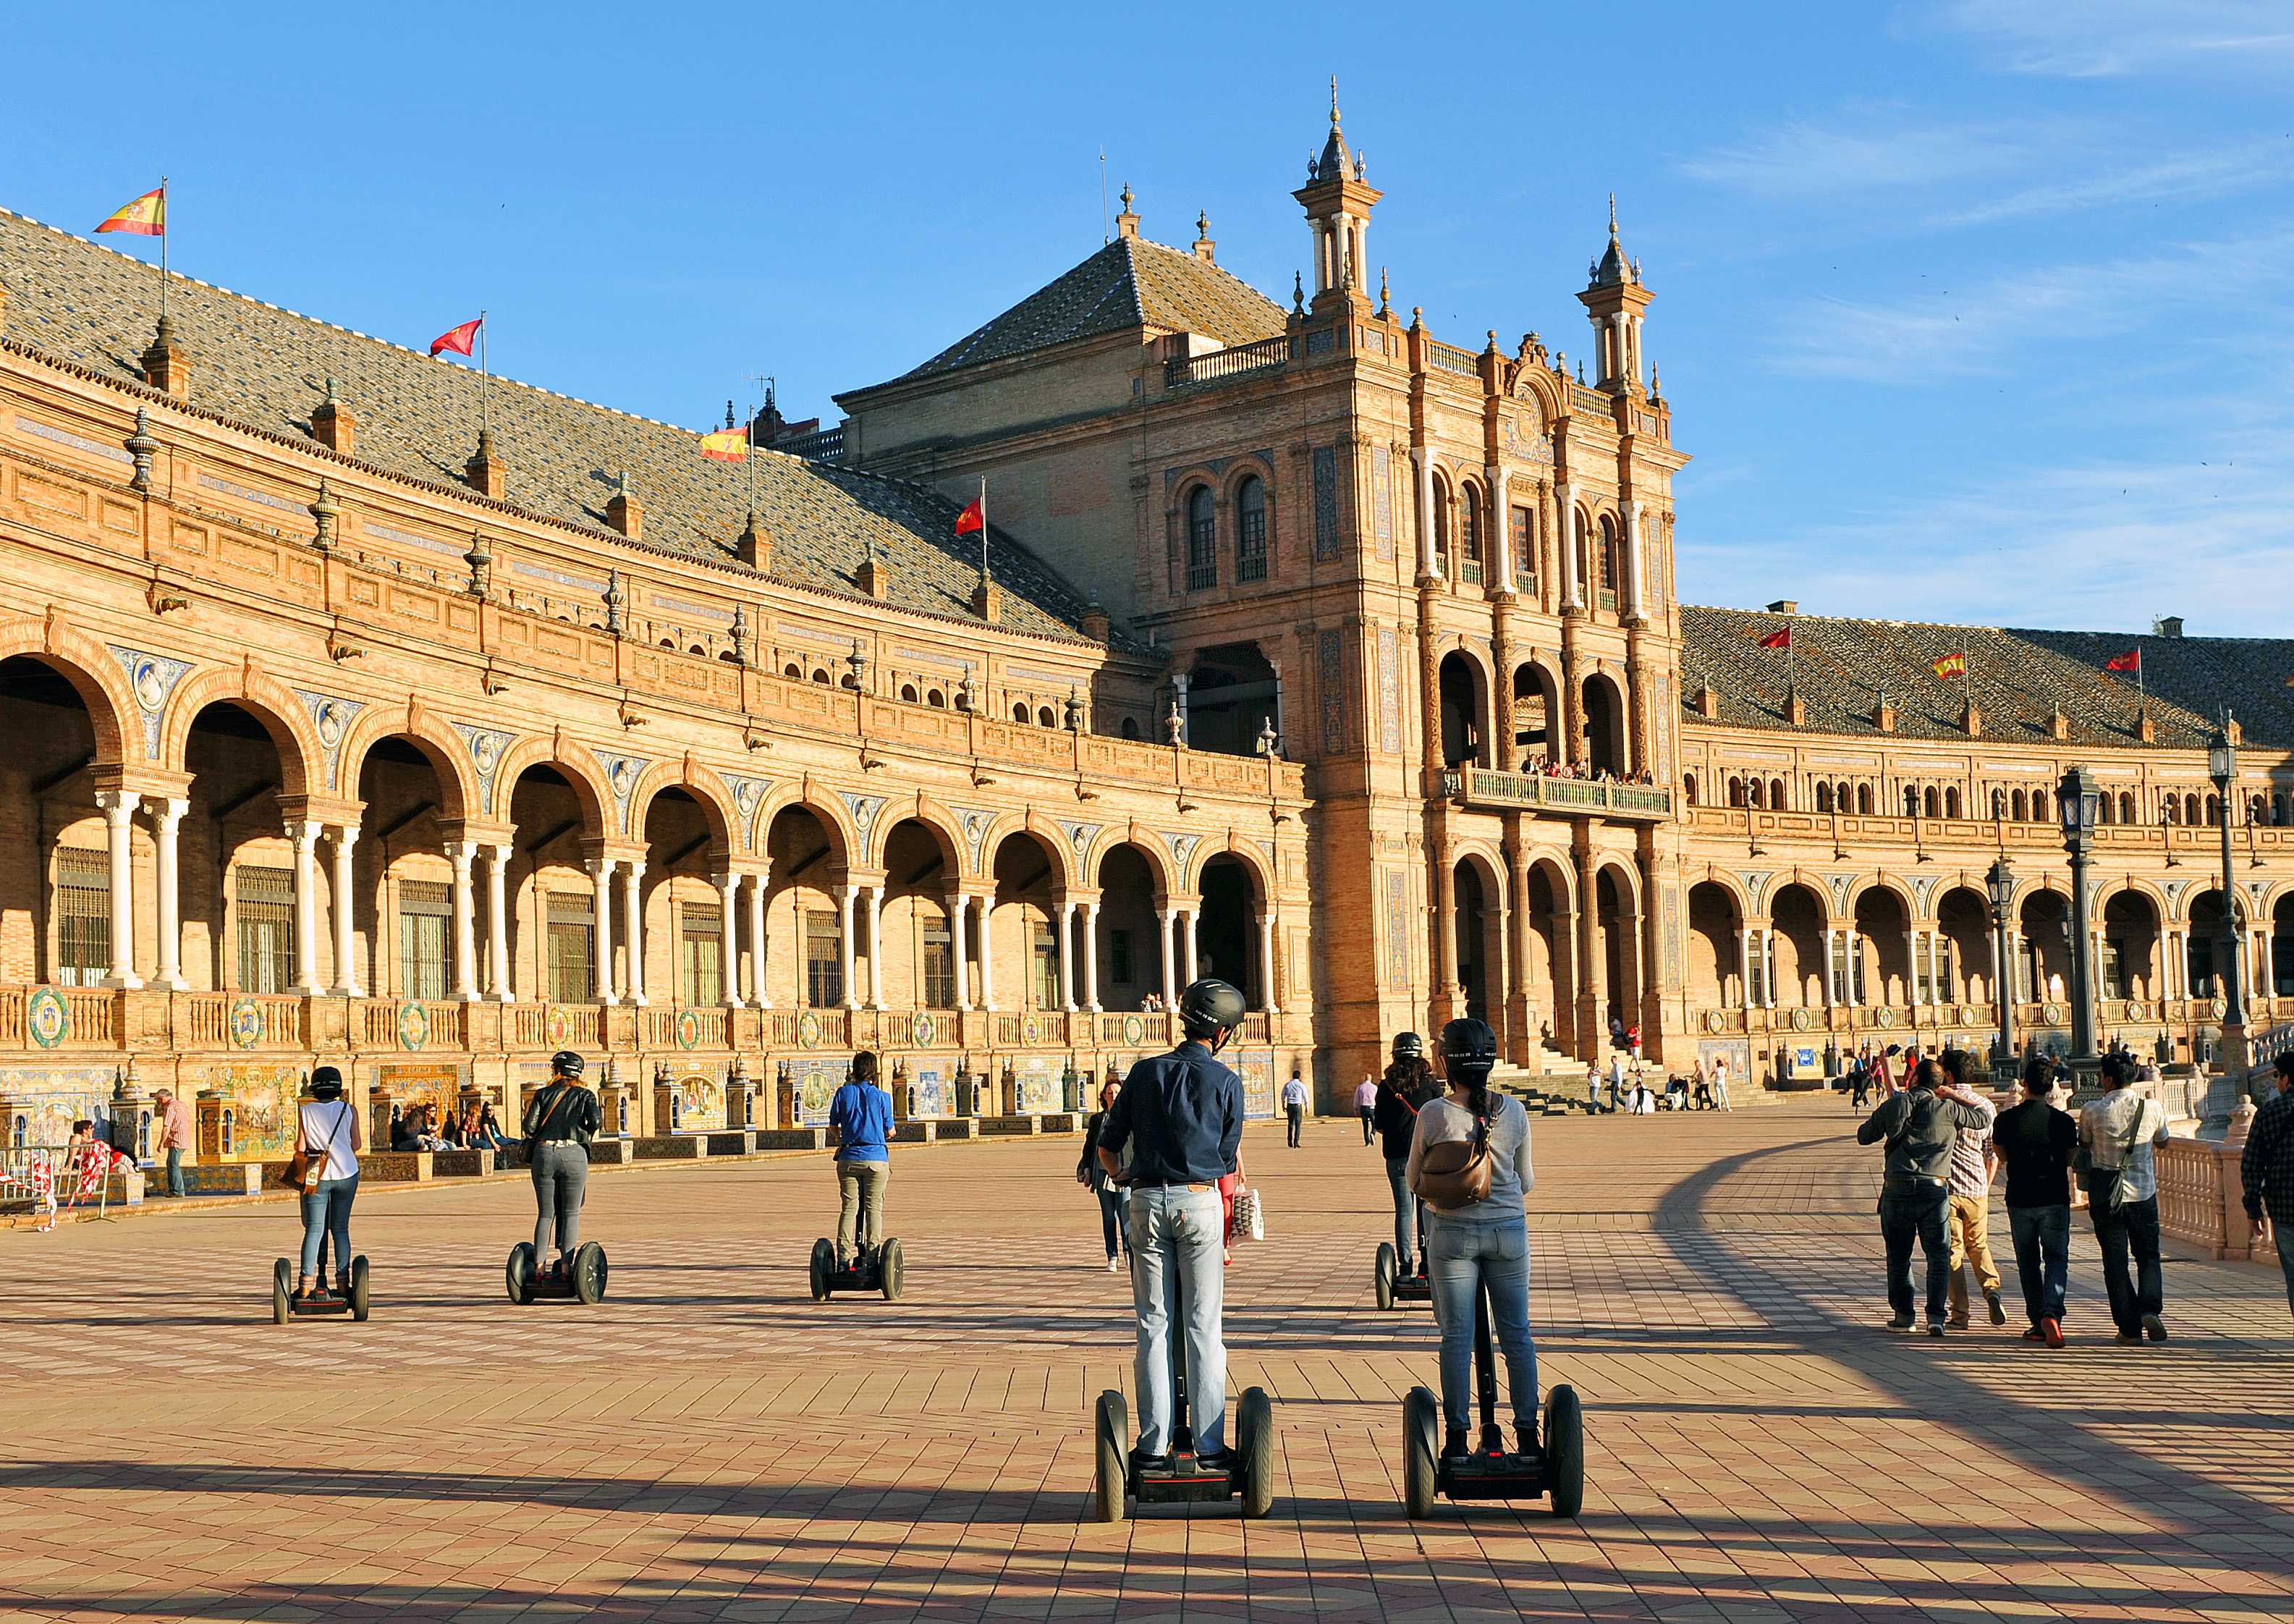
[837, 1159, 887, 1259]
[1427, 1215, 1538, 1439]
[1127, 1184, 1227, 1456]
[531, 1142, 588, 1261]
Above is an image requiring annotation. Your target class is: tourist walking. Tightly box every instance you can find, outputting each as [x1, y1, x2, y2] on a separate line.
[292, 1065, 361, 1302]
[1856, 1057, 1995, 1335]
[1994, 1054, 2078, 1345]
[1078, 1078, 1130, 1272]
[829, 1050, 895, 1268]
[1376, 1033, 1437, 1274]
[1096, 978, 1248, 1468]
[524, 1051, 599, 1280]
[2080, 1051, 2172, 1344]
[1585, 1062, 1603, 1114]
[2240, 1051, 2294, 1321]
[1282, 1071, 1308, 1148]
[1355, 1074, 1378, 1144]
[1711, 1053, 1732, 1112]
[1938, 1048, 2004, 1328]
[1408, 1018, 1540, 1460]
[153, 1086, 191, 1198]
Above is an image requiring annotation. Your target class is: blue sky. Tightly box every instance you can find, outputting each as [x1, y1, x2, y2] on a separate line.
[8, 1, 2290, 633]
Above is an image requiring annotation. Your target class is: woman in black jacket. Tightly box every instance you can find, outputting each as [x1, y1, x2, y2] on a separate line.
[1375, 1033, 1438, 1276]
[1076, 1078, 1130, 1272]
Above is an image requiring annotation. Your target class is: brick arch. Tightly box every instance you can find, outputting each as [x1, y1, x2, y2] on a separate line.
[488, 734, 616, 839]
[756, 782, 858, 868]
[980, 813, 1075, 893]
[0, 612, 140, 766]
[1195, 832, 1273, 900]
[1844, 874, 1919, 921]
[628, 757, 742, 858]
[870, 796, 968, 881]
[158, 661, 323, 799]
[334, 706, 479, 822]
[1690, 866, 1753, 921]
[1088, 823, 1177, 900]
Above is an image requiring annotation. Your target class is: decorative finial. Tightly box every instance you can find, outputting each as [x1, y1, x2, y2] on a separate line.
[1120, 182, 1134, 212]
[724, 399, 737, 429]
[1331, 75, 1340, 128]
[1379, 266, 1391, 316]
[1292, 269, 1305, 315]
[603, 568, 626, 637]
[1197, 208, 1210, 239]
[1609, 192, 1618, 240]
[1650, 363, 1662, 396]
[323, 374, 338, 404]
[1576, 359, 1586, 384]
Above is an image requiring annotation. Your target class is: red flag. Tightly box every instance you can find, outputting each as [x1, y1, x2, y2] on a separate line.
[955, 496, 985, 536]
[96, 183, 167, 237]
[2104, 648, 2141, 674]
[1933, 651, 1966, 681]
[1758, 626, 1790, 649]
[430, 317, 483, 358]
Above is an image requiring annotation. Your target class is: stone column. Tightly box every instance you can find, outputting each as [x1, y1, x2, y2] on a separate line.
[1057, 899, 1077, 1012]
[1620, 499, 1646, 623]
[1486, 466, 1512, 591]
[1083, 899, 1102, 1013]
[1182, 907, 1201, 984]
[1738, 923, 1752, 1008]
[446, 840, 479, 1001]
[96, 790, 143, 989]
[1821, 928, 1837, 1008]
[288, 817, 324, 995]
[330, 825, 363, 997]
[977, 897, 998, 1011]
[1764, 929, 1778, 1009]
[1847, 929, 1863, 1007]
[486, 843, 514, 1002]
[1256, 910, 1279, 1014]
[1558, 480, 1580, 610]
[837, 884, 859, 1010]
[1171, 673, 1190, 746]
[150, 796, 187, 990]
[867, 884, 886, 1011]
[587, 857, 617, 1006]
[620, 861, 646, 1006]
[716, 873, 744, 1007]
[1909, 928, 1925, 1007]
[748, 873, 771, 1007]
[1159, 907, 1178, 1004]
[948, 894, 971, 1011]
[1413, 448, 1439, 581]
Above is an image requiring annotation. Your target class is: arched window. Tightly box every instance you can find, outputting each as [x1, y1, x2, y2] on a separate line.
[2188, 792, 2203, 825]
[1837, 782, 1852, 812]
[1816, 783, 1834, 814]
[1038, 706, 1057, 728]
[1992, 788, 2006, 819]
[1458, 485, 1484, 585]
[1684, 772, 1698, 805]
[2251, 792, 2269, 825]
[2011, 789, 2027, 822]
[2207, 794, 2222, 825]
[2122, 792, 2137, 824]
[2099, 795, 2117, 826]
[926, 688, 946, 709]
[1431, 473, 1452, 572]
[1235, 476, 1267, 583]
[783, 662, 802, 680]
[1120, 716, 1139, 740]
[1596, 514, 1619, 601]
[1770, 778, 1786, 810]
[1185, 485, 1216, 591]
[1573, 510, 1592, 599]
[1945, 787, 1962, 819]
[900, 683, 918, 703]
[660, 638, 677, 650]
[2163, 795, 2177, 826]
[1924, 787, 1941, 819]
[1905, 786, 1921, 817]
[1729, 777, 1746, 808]
[2277, 793, 2290, 826]
[689, 645, 707, 659]
[1856, 784, 1874, 814]
[1013, 702, 1031, 723]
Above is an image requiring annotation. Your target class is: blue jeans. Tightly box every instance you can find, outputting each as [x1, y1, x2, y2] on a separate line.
[1384, 1156, 1418, 1270]
[2007, 1204, 2070, 1325]
[164, 1147, 185, 1197]
[299, 1173, 357, 1277]
[1096, 1185, 1130, 1260]
[2088, 1188, 2163, 1336]
[1879, 1181, 1950, 1324]
[1428, 1216, 1538, 1439]
[1126, 1185, 1227, 1456]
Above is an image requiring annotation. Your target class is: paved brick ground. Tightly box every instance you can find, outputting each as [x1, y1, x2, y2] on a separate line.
[4, 1098, 2290, 1622]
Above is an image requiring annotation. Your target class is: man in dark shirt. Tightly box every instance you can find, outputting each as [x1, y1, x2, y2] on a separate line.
[1993, 1055, 2081, 1346]
[2241, 1051, 2294, 1322]
[1856, 1057, 1995, 1335]
[1374, 1033, 1438, 1274]
[1097, 978, 1247, 1469]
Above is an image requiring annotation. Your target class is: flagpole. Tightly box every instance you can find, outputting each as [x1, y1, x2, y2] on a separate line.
[2138, 646, 2146, 696]
[1961, 633, 1971, 710]
[979, 475, 989, 585]
[158, 175, 169, 325]
[478, 309, 490, 438]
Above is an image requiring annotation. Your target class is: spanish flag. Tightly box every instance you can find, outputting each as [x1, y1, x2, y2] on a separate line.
[700, 426, 749, 463]
[96, 183, 167, 238]
[1758, 626, 1791, 649]
[1933, 651, 1966, 681]
[955, 495, 986, 536]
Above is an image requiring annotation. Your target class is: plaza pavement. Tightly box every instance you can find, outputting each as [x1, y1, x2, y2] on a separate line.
[2, 1096, 2290, 1623]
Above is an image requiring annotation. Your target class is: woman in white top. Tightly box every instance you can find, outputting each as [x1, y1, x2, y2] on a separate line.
[293, 1065, 363, 1300]
[1406, 1018, 1540, 1461]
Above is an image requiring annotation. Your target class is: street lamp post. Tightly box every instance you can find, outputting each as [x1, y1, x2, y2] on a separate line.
[2055, 766, 2101, 1068]
[1986, 856, 2015, 1078]
[2207, 719, 2251, 1127]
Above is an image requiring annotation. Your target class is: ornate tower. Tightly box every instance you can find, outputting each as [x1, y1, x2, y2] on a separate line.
[1576, 196, 1653, 393]
[1292, 80, 1382, 309]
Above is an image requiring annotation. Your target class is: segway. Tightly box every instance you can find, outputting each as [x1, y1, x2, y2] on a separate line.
[809, 1235, 905, 1301]
[1374, 1196, 1433, 1310]
[504, 1239, 609, 1306]
[1092, 1251, 1274, 1522]
[1400, 1279, 1583, 1519]
[271, 1233, 368, 1324]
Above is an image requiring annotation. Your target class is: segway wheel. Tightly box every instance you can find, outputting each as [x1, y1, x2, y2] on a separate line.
[506, 1242, 536, 1306]
[1093, 1389, 1130, 1524]
[572, 1241, 609, 1306]
[271, 1258, 292, 1326]
[1237, 1385, 1275, 1519]
[1374, 1242, 1397, 1311]
[1402, 1384, 1439, 1519]
[879, 1237, 905, 1302]
[1544, 1385, 1585, 1518]
[350, 1255, 371, 1322]
[809, 1237, 834, 1302]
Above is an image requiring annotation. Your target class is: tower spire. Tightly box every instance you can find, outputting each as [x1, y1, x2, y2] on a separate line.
[1331, 75, 1340, 129]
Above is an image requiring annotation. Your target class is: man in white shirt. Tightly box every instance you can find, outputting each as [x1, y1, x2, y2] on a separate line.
[2080, 1051, 2173, 1343]
[1282, 1072, 1309, 1148]
[1354, 1075, 1378, 1144]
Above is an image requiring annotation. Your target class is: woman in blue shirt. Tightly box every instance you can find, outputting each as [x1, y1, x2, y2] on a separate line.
[829, 1050, 894, 1266]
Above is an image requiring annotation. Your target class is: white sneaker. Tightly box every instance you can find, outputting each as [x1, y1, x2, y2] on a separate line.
[1106, 1255, 1122, 1273]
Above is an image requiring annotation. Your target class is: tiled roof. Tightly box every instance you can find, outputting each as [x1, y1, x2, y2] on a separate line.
[888, 236, 1287, 382]
[1680, 606, 2294, 750]
[0, 207, 1124, 648]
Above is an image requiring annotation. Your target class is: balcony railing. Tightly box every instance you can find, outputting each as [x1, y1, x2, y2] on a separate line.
[1426, 340, 1480, 378]
[1442, 768, 1672, 821]
[1164, 334, 1294, 390]
[774, 424, 843, 461]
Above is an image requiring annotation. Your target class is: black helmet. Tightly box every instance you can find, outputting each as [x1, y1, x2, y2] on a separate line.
[1391, 1031, 1426, 1062]
[1442, 1018, 1498, 1076]
[309, 1065, 344, 1100]
[1177, 978, 1248, 1039]
[551, 1050, 585, 1078]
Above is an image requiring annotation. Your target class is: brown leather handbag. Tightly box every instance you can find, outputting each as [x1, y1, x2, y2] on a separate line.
[1417, 1112, 1494, 1210]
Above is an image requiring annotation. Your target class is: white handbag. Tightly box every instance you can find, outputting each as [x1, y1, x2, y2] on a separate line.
[1235, 1186, 1265, 1242]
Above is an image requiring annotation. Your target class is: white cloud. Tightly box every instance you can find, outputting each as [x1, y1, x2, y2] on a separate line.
[1680, 109, 2038, 196]
[1926, 142, 2291, 228]
[1916, 0, 2294, 77]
